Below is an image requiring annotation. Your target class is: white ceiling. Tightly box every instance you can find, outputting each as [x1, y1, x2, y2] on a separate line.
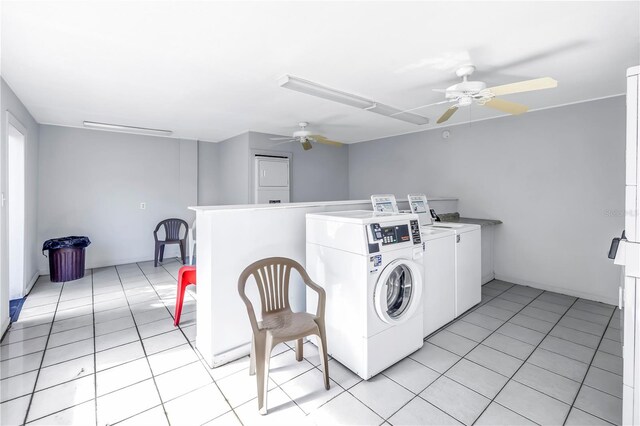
[2, 1, 639, 143]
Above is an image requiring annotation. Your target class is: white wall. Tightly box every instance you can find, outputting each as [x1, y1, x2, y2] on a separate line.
[37, 125, 197, 271]
[349, 97, 626, 304]
[1, 78, 40, 333]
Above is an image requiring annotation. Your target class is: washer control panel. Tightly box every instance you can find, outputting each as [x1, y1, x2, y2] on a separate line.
[369, 223, 411, 246]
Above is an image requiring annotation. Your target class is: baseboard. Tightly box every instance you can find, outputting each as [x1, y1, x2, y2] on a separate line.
[198, 342, 252, 369]
[25, 271, 40, 295]
[493, 273, 618, 306]
[39, 254, 184, 276]
[482, 272, 495, 285]
[1, 315, 10, 338]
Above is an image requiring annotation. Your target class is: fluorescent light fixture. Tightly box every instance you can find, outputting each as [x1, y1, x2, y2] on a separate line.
[366, 103, 430, 126]
[279, 75, 374, 109]
[279, 75, 429, 125]
[83, 121, 173, 136]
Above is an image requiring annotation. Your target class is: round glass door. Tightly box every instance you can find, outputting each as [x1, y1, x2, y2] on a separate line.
[374, 259, 423, 324]
[386, 264, 413, 318]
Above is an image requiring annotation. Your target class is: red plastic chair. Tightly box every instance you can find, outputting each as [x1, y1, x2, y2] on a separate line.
[175, 266, 196, 326]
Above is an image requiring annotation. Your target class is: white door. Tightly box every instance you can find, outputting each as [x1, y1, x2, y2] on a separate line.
[423, 234, 456, 337]
[257, 158, 289, 187]
[374, 259, 423, 324]
[7, 115, 26, 301]
[455, 228, 482, 316]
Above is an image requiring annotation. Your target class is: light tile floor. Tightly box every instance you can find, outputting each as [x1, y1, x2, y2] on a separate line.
[0, 259, 622, 425]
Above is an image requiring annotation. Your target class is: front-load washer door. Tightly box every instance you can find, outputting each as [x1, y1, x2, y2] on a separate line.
[374, 259, 423, 324]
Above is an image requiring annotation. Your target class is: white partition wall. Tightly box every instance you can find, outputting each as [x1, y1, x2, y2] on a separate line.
[191, 198, 457, 368]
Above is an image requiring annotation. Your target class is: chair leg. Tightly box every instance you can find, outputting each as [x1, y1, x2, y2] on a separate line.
[189, 241, 195, 265]
[159, 245, 165, 262]
[317, 325, 330, 390]
[174, 279, 186, 327]
[255, 334, 272, 415]
[295, 338, 304, 362]
[154, 243, 159, 267]
[179, 241, 186, 264]
[249, 334, 256, 376]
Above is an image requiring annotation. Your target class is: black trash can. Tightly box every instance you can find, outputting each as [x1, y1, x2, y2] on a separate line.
[42, 236, 91, 282]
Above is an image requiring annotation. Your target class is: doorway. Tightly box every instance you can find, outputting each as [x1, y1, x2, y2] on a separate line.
[7, 113, 26, 301]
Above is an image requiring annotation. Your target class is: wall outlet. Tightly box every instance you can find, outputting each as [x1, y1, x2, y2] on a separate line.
[140, 202, 146, 210]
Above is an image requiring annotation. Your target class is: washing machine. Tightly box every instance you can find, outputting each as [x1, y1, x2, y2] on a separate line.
[407, 194, 481, 319]
[421, 227, 456, 337]
[306, 210, 424, 379]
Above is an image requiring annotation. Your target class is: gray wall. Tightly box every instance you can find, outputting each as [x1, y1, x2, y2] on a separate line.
[198, 131, 350, 205]
[197, 140, 219, 205]
[349, 97, 625, 304]
[37, 125, 197, 270]
[216, 133, 250, 205]
[1, 78, 40, 328]
[248, 131, 349, 202]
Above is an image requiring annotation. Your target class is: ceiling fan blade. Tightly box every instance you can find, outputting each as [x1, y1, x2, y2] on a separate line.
[269, 136, 294, 140]
[391, 99, 453, 116]
[487, 77, 557, 96]
[436, 106, 458, 124]
[311, 135, 343, 147]
[301, 140, 313, 151]
[483, 98, 528, 115]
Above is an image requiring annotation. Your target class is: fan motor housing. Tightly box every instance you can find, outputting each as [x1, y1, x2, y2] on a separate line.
[446, 80, 487, 97]
[293, 130, 311, 138]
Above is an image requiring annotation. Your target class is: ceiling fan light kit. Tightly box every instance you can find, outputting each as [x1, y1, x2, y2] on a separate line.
[279, 75, 429, 125]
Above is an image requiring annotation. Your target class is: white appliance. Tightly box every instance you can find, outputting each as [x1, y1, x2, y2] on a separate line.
[253, 155, 290, 204]
[421, 227, 456, 337]
[306, 210, 425, 379]
[615, 65, 640, 426]
[406, 194, 481, 317]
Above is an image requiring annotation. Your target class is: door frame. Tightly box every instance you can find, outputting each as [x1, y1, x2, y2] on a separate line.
[249, 149, 292, 204]
[5, 111, 27, 300]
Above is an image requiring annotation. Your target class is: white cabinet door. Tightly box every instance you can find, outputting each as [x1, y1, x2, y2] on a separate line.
[423, 235, 456, 337]
[257, 158, 289, 187]
[455, 228, 482, 316]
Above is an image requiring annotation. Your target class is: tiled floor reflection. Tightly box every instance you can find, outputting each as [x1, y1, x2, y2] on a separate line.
[1, 260, 622, 425]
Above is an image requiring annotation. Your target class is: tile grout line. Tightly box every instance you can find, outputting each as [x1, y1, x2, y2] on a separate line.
[383, 283, 529, 424]
[342, 282, 520, 424]
[561, 307, 618, 426]
[91, 269, 98, 426]
[21, 280, 66, 425]
[445, 308, 613, 385]
[468, 294, 582, 426]
[153, 260, 242, 425]
[333, 283, 522, 424]
[113, 264, 171, 425]
[410, 287, 550, 425]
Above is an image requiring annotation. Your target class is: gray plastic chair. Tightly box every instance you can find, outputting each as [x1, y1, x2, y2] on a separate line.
[238, 257, 329, 415]
[153, 218, 188, 266]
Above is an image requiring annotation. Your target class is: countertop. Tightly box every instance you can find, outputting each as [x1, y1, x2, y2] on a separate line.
[440, 213, 502, 227]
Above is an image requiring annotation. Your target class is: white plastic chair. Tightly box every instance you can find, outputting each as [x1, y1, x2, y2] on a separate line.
[188, 220, 196, 265]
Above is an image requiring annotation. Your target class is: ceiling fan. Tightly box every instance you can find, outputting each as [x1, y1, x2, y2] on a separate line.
[400, 65, 557, 124]
[269, 122, 343, 151]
